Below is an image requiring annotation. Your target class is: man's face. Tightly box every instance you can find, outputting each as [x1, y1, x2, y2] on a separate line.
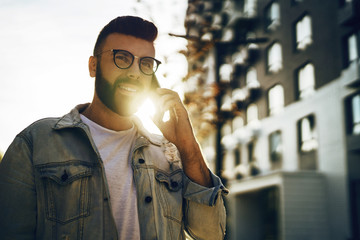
[94, 33, 155, 116]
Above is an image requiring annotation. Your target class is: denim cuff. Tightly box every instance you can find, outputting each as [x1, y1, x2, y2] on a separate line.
[183, 170, 229, 206]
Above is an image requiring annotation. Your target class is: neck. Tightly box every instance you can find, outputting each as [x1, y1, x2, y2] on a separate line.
[82, 97, 133, 131]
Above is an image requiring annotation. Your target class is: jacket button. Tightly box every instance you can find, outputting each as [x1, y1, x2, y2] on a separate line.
[139, 159, 145, 164]
[145, 196, 152, 203]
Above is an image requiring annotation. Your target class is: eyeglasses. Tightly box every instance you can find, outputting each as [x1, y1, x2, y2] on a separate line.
[96, 49, 161, 76]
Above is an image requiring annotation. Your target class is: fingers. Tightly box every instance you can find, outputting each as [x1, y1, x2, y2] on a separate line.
[156, 88, 181, 102]
[151, 88, 183, 125]
[155, 88, 183, 112]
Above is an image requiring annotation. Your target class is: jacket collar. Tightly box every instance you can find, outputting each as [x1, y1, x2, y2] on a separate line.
[54, 103, 162, 146]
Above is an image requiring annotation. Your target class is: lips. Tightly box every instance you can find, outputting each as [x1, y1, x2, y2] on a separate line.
[118, 83, 141, 96]
[119, 85, 137, 92]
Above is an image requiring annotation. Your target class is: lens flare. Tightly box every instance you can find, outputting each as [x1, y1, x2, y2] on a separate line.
[135, 98, 162, 134]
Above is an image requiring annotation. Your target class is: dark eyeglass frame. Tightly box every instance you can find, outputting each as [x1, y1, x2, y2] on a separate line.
[96, 49, 161, 76]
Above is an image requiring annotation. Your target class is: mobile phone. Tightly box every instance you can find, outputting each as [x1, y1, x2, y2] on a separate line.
[149, 74, 161, 107]
[150, 74, 173, 123]
[151, 74, 161, 90]
[149, 74, 166, 121]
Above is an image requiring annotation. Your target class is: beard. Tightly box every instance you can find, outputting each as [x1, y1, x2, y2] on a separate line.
[95, 64, 146, 117]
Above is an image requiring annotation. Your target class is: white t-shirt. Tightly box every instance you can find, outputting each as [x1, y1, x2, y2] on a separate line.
[80, 114, 140, 240]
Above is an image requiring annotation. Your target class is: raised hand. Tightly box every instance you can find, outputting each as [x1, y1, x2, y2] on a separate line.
[152, 88, 213, 187]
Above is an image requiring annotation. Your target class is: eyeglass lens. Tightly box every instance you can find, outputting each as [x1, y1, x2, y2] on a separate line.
[114, 50, 158, 75]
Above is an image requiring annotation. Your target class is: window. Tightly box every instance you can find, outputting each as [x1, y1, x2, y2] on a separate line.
[244, 0, 257, 17]
[246, 67, 259, 88]
[348, 34, 359, 63]
[351, 94, 360, 135]
[298, 63, 315, 99]
[221, 93, 232, 112]
[268, 85, 284, 115]
[247, 103, 258, 124]
[345, 93, 360, 135]
[219, 63, 233, 82]
[299, 115, 318, 152]
[268, 42, 283, 73]
[343, 33, 359, 68]
[222, 28, 235, 42]
[269, 131, 283, 169]
[298, 115, 318, 170]
[296, 15, 312, 50]
[232, 49, 246, 65]
[266, 1, 280, 30]
[221, 122, 237, 150]
[233, 116, 244, 130]
[232, 116, 248, 145]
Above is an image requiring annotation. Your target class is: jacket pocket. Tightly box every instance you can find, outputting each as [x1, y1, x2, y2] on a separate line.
[155, 170, 183, 192]
[37, 162, 93, 224]
[155, 169, 183, 224]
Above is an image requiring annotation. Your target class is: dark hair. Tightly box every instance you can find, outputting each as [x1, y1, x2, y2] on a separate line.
[93, 16, 158, 56]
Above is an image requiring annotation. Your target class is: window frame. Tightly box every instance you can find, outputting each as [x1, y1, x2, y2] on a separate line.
[295, 14, 313, 51]
[267, 42, 283, 73]
[269, 130, 283, 168]
[268, 84, 285, 116]
[246, 67, 259, 88]
[342, 32, 360, 68]
[297, 114, 318, 153]
[296, 62, 316, 100]
[247, 103, 259, 125]
[348, 33, 359, 63]
[265, 1, 281, 31]
[345, 92, 360, 135]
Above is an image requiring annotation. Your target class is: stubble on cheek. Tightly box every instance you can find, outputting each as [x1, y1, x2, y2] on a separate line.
[95, 75, 148, 116]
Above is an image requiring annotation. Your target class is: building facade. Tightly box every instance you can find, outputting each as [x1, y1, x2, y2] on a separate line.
[182, 0, 360, 239]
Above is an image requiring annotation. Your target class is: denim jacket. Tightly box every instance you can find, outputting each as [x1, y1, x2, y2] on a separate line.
[0, 104, 228, 240]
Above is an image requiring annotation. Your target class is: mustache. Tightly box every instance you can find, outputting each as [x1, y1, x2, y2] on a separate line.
[114, 77, 145, 91]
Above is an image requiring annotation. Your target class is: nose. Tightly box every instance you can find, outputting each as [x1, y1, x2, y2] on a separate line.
[127, 57, 141, 80]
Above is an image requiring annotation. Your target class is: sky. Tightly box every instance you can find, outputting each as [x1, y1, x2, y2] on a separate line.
[0, 0, 188, 152]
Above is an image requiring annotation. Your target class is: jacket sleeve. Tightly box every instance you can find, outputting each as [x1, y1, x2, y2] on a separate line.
[182, 171, 229, 240]
[0, 135, 36, 240]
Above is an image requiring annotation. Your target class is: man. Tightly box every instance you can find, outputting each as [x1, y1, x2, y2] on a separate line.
[0, 16, 228, 240]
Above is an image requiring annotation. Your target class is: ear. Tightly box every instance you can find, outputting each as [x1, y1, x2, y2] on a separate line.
[88, 56, 97, 78]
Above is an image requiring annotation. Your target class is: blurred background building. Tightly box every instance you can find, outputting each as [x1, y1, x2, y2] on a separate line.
[180, 0, 360, 239]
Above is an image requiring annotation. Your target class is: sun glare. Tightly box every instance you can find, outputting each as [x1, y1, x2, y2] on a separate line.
[135, 98, 162, 135]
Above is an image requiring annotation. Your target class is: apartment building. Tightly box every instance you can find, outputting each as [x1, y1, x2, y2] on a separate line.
[182, 0, 360, 239]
